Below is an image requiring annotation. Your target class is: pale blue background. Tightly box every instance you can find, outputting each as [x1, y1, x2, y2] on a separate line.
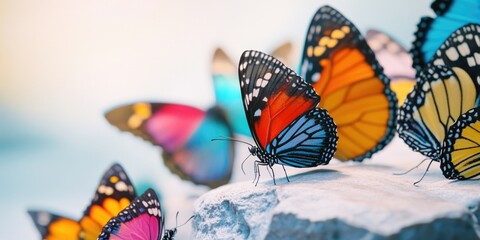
[0, 0, 429, 238]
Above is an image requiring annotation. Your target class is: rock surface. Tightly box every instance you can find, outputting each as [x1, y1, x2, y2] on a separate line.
[192, 150, 480, 239]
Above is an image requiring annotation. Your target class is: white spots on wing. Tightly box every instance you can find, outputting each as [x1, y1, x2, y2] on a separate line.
[98, 185, 114, 196]
[475, 53, 480, 65]
[263, 97, 268, 102]
[467, 56, 476, 67]
[445, 46, 459, 61]
[254, 109, 261, 117]
[315, 25, 321, 34]
[142, 200, 149, 207]
[433, 58, 445, 66]
[311, 72, 320, 83]
[422, 82, 431, 92]
[115, 181, 128, 192]
[274, 68, 280, 74]
[264, 72, 272, 80]
[256, 78, 262, 87]
[37, 212, 52, 226]
[475, 35, 480, 46]
[253, 88, 259, 97]
[458, 42, 470, 56]
[246, 78, 250, 85]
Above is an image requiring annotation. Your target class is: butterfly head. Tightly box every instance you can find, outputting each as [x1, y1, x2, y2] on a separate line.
[162, 228, 177, 240]
[248, 146, 258, 156]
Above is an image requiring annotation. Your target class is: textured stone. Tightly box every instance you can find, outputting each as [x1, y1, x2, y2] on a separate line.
[193, 158, 480, 239]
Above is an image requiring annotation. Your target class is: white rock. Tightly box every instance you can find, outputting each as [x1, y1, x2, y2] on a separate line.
[193, 156, 480, 239]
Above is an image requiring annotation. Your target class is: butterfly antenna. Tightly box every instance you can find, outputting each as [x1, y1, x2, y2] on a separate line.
[393, 158, 429, 175]
[413, 159, 434, 186]
[241, 154, 252, 175]
[177, 215, 194, 229]
[211, 136, 254, 148]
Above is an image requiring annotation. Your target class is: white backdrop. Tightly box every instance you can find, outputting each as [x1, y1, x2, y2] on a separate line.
[0, 0, 430, 239]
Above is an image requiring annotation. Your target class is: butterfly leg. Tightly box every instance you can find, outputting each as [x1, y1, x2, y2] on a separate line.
[253, 161, 259, 184]
[269, 165, 276, 185]
[282, 165, 290, 182]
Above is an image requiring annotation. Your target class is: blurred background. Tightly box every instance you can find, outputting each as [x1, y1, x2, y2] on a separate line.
[0, 0, 429, 238]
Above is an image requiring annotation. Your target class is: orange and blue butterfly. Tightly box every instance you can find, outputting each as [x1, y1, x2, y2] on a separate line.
[28, 163, 136, 240]
[410, 0, 480, 72]
[299, 6, 398, 162]
[211, 43, 294, 137]
[238, 50, 338, 185]
[398, 23, 480, 180]
[365, 29, 416, 104]
[105, 103, 234, 188]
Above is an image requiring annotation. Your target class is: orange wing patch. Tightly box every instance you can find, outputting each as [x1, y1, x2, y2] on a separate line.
[254, 90, 316, 148]
[313, 48, 391, 161]
[80, 198, 132, 240]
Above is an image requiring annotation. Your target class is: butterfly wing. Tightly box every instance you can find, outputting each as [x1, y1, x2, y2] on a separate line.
[79, 163, 137, 240]
[28, 210, 80, 240]
[212, 48, 251, 137]
[239, 50, 337, 166]
[212, 43, 294, 137]
[398, 65, 478, 159]
[105, 103, 234, 188]
[300, 5, 397, 162]
[410, 0, 480, 71]
[98, 189, 162, 240]
[440, 107, 480, 179]
[366, 29, 416, 104]
[430, 23, 480, 82]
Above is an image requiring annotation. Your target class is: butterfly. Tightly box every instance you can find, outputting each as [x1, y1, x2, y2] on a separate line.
[398, 23, 480, 180]
[28, 163, 137, 240]
[365, 29, 416, 104]
[105, 103, 234, 188]
[238, 50, 338, 184]
[410, 0, 480, 72]
[97, 189, 162, 240]
[300, 5, 398, 162]
[212, 42, 294, 137]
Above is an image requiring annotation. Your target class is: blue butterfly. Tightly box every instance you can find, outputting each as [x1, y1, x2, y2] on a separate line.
[410, 0, 480, 71]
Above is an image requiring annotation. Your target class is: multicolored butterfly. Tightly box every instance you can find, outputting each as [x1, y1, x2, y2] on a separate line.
[28, 163, 137, 240]
[398, 24, 480, 180]
[410, 0, 480, 71]
[238, 50, 338, 184]
[212, 43, 294, 137]
[300, 6, 398, 162]
[365, 29, 416, 104]
[98, 189, 164, 240]
[105, 103, 234, 188]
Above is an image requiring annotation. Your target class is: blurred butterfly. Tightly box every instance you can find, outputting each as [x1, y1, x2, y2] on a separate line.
[410, 0, 480, 71]
[398, 24, 480, 180]
[212, 42, 294, 136]
[300, 6, 398, 162]
[365, 29, 416, 104]
[98, 189, 179, 240]
[105, 103, 234, 188]
[28, 163, 136, 240]
[238, 50, 338, 185]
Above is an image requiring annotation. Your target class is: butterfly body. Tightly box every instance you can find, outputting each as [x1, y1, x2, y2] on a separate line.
[238, 50, 338, 184]
[300, 6, 398, 162]
[162, 228, 177, 240]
